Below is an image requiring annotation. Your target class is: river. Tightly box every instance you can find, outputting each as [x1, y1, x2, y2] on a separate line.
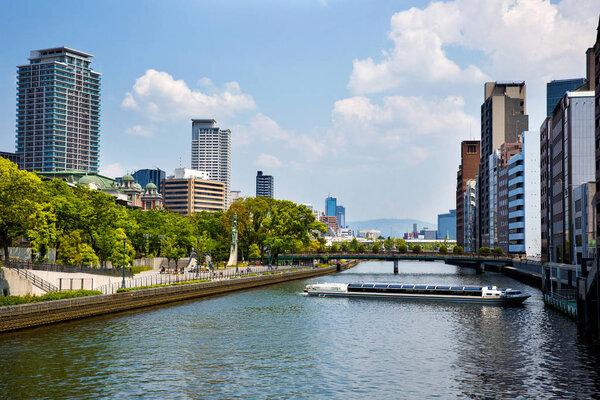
[1, 261, 599, 399]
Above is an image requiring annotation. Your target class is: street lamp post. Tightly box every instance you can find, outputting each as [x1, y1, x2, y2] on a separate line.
[143, 233, 151, 256]
[122, 237, 127, 289]
[291, 241, 295, 267]
[196, 236, 200, 277]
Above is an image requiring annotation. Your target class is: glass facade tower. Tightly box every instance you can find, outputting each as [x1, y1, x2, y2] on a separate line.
[546, 79, 585, 117]
[16, 47, 101, 172]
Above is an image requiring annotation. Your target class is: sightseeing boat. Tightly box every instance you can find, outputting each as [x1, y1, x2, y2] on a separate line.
[303, 282, 530, 305]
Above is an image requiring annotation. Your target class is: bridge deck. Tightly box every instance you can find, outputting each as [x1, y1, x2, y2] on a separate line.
[277, 253, 513, 263]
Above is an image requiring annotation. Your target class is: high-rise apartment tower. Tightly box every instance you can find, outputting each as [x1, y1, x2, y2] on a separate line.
[256, 171, 274, 198]
[478, 82, 529, 248]
[16, 47, 101, 172]
[191, 119, 231, 209]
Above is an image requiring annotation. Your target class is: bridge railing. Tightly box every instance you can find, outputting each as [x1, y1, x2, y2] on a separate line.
[278, 252, 517, 260]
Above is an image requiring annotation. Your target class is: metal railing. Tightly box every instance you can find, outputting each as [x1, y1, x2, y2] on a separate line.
[6, 267, 58, 293]
[5, 261, 133, 278]
[96, 263, 320, 295]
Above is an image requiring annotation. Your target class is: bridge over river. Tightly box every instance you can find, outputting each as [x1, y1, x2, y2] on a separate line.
[277, 252, 514, 273]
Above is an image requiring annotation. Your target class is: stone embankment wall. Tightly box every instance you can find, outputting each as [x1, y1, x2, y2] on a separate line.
[0, 262, 356, 334]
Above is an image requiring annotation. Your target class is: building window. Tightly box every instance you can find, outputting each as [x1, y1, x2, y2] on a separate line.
[467, 145, 477, 154]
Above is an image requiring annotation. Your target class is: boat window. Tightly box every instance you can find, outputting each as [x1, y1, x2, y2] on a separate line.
[402, 285, 414, 289]
[374, 284, 388, 289]
[426, 285, 436, 290]
[464, 287, 480, 291]
[415, 285, 427, 290]
[436, 286, 450, 290]
[450, 286, 464, 291]
[389, 285, 402, 289]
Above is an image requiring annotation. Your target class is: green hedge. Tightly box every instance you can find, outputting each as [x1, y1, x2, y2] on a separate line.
[129, 266, 153, 274]
[116, 279, 211, 293]
[0, 289, 101, 307]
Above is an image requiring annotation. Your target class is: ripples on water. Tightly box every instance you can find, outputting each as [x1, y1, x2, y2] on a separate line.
[1, 261, 600, 399]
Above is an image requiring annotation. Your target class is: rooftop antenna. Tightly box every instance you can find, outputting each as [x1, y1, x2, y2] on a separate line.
[179, 156, 182, 168]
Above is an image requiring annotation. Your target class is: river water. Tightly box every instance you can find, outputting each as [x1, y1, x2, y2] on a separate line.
[1, 261, 600, 399]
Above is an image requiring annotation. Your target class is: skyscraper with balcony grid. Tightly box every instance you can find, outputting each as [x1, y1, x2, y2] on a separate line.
[191, 119, 231, 209]
[16, 47, 101, 172]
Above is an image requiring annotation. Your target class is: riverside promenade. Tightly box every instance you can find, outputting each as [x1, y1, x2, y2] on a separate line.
[0, 261, 357, 333]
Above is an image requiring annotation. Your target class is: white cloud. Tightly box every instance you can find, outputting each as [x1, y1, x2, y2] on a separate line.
[255, 153, 282, 168]
[125, 124, 155, 137]
[332, 95, 476, 148]
[122, 69, 256, 121]
[100, 163, 124, 179]
[348, 0, 597, 94]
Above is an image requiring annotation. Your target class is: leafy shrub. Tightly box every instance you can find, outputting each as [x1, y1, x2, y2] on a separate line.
[439, 245, 448, 254]
[453, 245, 463, 254]
[479, 247, 491, 255]
[130, 266, 153, 274]
[412, 244, 422, 254]
[493, 247, 503, 255]
[398, 244, 408, 253]
[0, 289, 101, 307]
[116, 279, 210, 293]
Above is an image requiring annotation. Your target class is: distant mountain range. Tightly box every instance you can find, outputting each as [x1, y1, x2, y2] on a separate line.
[347, 218, 437, 238]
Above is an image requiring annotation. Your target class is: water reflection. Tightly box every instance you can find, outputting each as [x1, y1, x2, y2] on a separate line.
[0, 261, 599, 399]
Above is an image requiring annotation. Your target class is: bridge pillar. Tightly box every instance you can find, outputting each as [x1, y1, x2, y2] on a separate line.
[393, 259, 398, 274]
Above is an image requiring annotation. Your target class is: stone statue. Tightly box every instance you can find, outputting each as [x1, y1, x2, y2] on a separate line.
[227, 214, 238, 266]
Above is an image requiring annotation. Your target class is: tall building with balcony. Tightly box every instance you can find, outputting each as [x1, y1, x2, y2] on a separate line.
[191, 119, 231, 209]
[456, 140, 480, 247]
[463, 179, 477, 252]
[16, 47, 101, 172]
[256, 171, 274, 198]
[507, 131, 540, 257]
[478, 82, 529, 249]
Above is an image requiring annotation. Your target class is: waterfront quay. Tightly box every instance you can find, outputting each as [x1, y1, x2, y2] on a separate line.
[0, 262, 356, 333]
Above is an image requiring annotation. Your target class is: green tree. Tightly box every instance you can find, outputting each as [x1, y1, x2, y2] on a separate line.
[57, 231, 99, 267]
[453, 245, 463, 254]
[248, 243, 261, 261]
[0, 158, 44, 262]
[330, 243, 340, 253]
[357, 243, 366, 253]
[412, 244, 422, 254]
[384, 237, 394, 251]
[479, 247, 491, 255]
[372, 242, 381, 253]
[493, 247, 503, 255]
[349, 237, 360, 252]
[439, 244, 448, 254]
[398, 243, 408, 253]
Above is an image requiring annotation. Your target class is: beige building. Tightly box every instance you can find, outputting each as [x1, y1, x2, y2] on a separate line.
[162, 168, 225, 215]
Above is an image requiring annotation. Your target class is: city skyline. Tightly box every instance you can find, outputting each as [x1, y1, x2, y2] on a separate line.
[0, 1, 598, 222]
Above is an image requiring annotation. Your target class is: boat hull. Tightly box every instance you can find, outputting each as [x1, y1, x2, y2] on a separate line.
[304, 291, 530, 306]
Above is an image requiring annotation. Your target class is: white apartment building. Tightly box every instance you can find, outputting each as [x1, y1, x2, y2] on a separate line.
[191, 119, 231, 209]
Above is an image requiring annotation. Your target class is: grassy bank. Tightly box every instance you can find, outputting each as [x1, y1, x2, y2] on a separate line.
[0, 289, 101, 307]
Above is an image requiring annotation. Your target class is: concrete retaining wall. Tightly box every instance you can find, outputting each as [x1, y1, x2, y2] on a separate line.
[0, 262, 356, 334]
[0, 268, 46, 296]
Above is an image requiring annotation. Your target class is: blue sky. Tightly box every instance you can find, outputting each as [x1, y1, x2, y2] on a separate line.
[0, 0, 597, 223]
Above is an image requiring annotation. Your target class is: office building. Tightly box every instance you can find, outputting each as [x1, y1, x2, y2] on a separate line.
[540, 117, 552, 261]
[572, 182, 596, 265]
[336, 205, 346, 228]
[325, 196, 337, 217]
[320, 214, 338, 235]
[230, 190, 241, 204]
[478, 82, 529, 249]
[420, 227, 437, 240]
[191, 119, 231, 208]
[463, 179, 477, 252]
[507, 131, 540, 257]
[161, 168, 225, 216]
[16, 47, 101, 172]
[547, 90, 595, 263]
[0, 151, 22, 168]
[456, 140, 480, 247]
[595, 22, 600, 249]
[132, 168, 166, 194]
[256, 171, 274, 198]
[437, 210, 456, 240]
[547, 79, 586, 117]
